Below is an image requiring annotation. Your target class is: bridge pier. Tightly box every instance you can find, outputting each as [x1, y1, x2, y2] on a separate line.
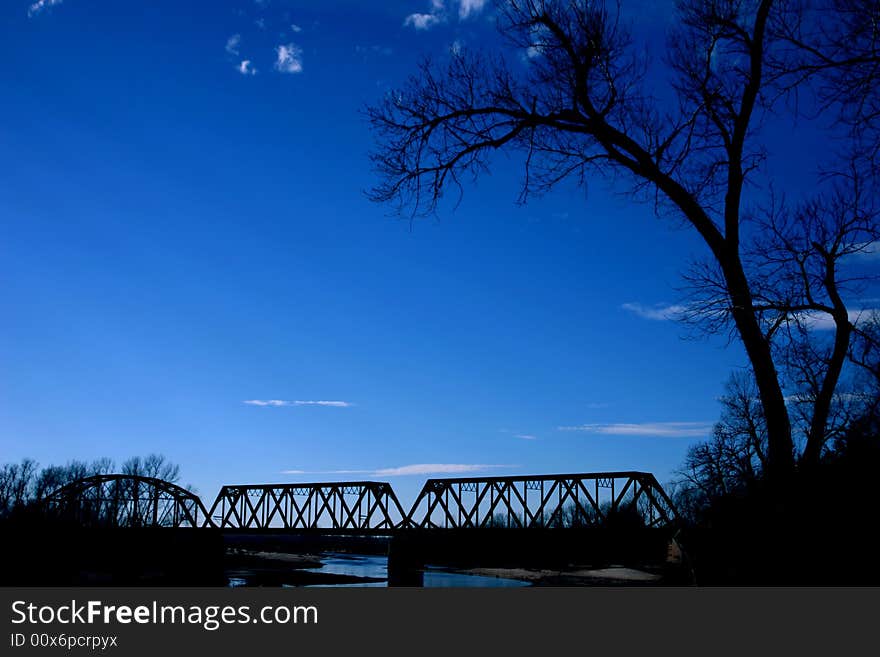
[387, 535, 424, 587]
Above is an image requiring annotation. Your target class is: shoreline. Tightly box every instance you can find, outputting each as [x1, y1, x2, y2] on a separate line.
[454, 566, 665, 586]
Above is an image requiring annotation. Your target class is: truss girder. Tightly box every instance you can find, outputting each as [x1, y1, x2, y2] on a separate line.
[206, 482, 408, 530]
[404, 472, 677, 529]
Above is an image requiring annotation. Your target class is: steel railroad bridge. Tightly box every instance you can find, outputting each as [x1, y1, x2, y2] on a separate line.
[44, 471, 677, 532]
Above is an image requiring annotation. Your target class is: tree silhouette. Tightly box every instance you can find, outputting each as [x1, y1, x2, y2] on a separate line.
[0, 455, 183, 520]
[368, 0, 879, 478]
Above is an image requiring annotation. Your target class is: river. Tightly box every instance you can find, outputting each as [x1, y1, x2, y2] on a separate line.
[228, 552, 529, 588]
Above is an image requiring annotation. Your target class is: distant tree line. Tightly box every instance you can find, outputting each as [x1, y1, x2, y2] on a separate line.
[0, 454, 183, 521]
[483, 500, 651, 529]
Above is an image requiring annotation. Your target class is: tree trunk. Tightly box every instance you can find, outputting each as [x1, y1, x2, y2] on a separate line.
[722, 255, 796, 477]
[801, 314, 853, 468]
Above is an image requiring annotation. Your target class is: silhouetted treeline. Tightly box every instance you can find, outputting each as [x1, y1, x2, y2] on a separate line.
[0, 454, 183, 521]
[668, 378, 880, 584]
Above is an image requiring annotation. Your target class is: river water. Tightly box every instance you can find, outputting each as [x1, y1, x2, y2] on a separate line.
[229, 552, 529, 588]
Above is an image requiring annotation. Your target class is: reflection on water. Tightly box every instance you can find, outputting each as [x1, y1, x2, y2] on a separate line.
[423, 567, 529, 588]
[230, 552, 530, 588]
[303, 553, 387, 588]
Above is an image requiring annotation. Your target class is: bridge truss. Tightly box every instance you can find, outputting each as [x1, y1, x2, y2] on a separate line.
[206, 481, 409, 530]
[43, 474, 210, 528]
[405, 472, 677, 529]
[44, 472, 678, 531]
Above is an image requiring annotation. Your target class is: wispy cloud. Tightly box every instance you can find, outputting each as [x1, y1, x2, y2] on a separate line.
[624, 298, 878, 330]
[243, 399, 353, 407]
[784, 391, 873, 404]
[290, 23, 303, 33]
[558, 422, 713, 438]
[237, 60, 257, 76]
[404, 0, 486, 30]
[225, 34, 241, 56]
[281, 463, 515, 477]
[28, 0, 62, 17]
[458, 0, 487, 19]
[621, 302, 687, 321]
[499, 428, 539, 440]
[404, 13, 443, 30]
[851, 240, 880, 261]
[275, 43, 303, 73]
[375, 463, 511, 476]
[801, 308, 878, 330]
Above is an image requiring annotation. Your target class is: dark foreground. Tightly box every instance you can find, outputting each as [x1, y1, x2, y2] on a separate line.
[2, 518, 878, 586]
[0, 525, 686, 587]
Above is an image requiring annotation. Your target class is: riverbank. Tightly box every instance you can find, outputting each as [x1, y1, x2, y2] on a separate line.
[457, 565, 665, 586]
[225, 548, 671, 587]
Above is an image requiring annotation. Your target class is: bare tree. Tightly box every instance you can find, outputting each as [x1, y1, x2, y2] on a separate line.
[368, 0, 880, 478]
[673, 372, 767, 513]
[31, 458, 114, 501]
[0, 455, 183, 520]
[673, 329, 880, 522]
[846, 311, 880, 426]
[770, 0, 880, 173]
[0, 459, 39, 516]
[121, 453, 180, 483]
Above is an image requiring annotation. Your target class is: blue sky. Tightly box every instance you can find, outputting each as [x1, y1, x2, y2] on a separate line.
[0, 0, 863, 504]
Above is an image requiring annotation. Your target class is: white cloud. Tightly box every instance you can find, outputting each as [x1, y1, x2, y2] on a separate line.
[238, 60, 257, 75]
[404, 0, 485, 30]
[281, 463, 514, 477]
[28, 0, 62, 17]
[225, 34, 241, 56]
[244, 399, 352, 407]
[404, 13, 442, 30]
[784, 391, 873, 405]
[845, 240, 880, 260]
[514, 434, 538, 441]
[558, 422, 713, 438]
[275, 43, 303, 73]
[291, 23, 303, 33]
[458, 0, 487, 19]
[800, 308, 878, 331]
[624, 297, 878, 330]
[621, 302, 687, 321]
[375, 463, 511, 476]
